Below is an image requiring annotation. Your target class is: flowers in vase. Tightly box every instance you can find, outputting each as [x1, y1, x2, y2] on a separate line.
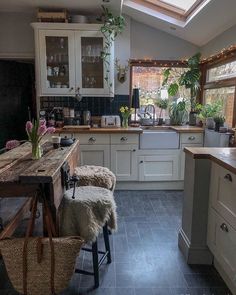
[26, 119, 55, 159]
[120, 106, 132, 128]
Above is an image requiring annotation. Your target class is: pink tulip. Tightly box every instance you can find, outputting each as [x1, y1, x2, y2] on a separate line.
[39, 119, 46, 126]
[47, 127, 56, 134]
[37, 124, 47, 136]
[6, 140, 20, 150]
[25, 121, 33, 133]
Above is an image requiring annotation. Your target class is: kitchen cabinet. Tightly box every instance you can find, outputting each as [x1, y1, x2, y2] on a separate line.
[207, 163, 236, 292]
[32, 23, 114, 97]
[110, 133, 139, 181]
[110, 144, 138, 181]
[79, 145, 110, 168]
[180, 132, 204, 180]
[138, 151, 180, 181]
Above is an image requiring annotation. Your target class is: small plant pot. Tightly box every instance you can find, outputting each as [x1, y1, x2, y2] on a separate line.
[214, 122, 224, 132]
[206, 117, 215, 129]
[158, 118, 164, 125]
[189, 111, 197, 126]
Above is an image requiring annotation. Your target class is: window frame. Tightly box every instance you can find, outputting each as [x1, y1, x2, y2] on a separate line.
[201, 51, 236, 127]
[129, 59, 188, 99]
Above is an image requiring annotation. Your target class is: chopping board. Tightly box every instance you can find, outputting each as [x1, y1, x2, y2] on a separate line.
[62, 125, 91, 129]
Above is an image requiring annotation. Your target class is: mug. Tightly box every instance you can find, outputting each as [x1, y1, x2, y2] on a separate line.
[52, 136, 61, 149]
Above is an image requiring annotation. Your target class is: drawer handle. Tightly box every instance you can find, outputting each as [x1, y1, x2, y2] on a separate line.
[224, 173, 232, 182]
[133, 149, 136, 152]
[220, 223, 229, 233]
[120, 136, 128, 142]
[89, 137, 96, 143]
[188, 136, 196, 140]
[140, 160, 143, 163]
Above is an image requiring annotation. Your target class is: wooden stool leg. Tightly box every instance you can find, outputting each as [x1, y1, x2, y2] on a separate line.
[92, 239, 99, 288]
[103, 223, 112, 264]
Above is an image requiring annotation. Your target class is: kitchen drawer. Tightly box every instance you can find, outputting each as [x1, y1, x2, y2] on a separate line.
[210, 163, 236, 229]
[111, 134, 139, 145]
[207, 208, 236, 287]
[181, 133, 203, 144]
[75, 134, 110, 145]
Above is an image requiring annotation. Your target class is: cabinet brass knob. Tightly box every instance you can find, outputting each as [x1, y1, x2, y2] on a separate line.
[224, 173, 232, 182]
[69, 87, 74, 91]
[121, 136, 128, 142]
[89, 137, 96, 142]
[220, 223, 229, 232]
[188, 136, 195, 140]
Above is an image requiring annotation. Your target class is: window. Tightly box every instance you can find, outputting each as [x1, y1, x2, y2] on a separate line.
[207, 60, 236, 82]
[203, 58, 236, 128]
[131, 61, 189, 120]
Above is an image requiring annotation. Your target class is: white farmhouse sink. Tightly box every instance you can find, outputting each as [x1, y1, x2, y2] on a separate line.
[140, 130, 179, 149]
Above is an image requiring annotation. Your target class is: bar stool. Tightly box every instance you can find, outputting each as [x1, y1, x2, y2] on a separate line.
[74, 165, 116, 192]
[59, 184, 117, 288]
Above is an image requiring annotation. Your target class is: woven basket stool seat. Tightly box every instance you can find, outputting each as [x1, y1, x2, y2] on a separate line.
[74, 165, 116, 192]
[59, 186, 117, 242]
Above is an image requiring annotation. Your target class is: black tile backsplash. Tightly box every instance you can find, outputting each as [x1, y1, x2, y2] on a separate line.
[40, 95, 130, 116]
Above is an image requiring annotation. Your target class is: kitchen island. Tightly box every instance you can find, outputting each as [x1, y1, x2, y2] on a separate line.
[179, 147, 236, 294]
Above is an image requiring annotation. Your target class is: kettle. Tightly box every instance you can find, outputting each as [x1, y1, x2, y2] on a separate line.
[83, 110, 91, 125]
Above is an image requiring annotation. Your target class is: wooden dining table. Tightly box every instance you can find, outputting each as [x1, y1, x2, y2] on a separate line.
[0, 140, 79, 239]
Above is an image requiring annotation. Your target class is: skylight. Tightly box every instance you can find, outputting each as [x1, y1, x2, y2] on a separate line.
[158, 0, 198, 12]
[142, 0, 205, 19]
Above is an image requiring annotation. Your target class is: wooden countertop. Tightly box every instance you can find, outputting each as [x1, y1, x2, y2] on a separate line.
[184, 147, 236, 174]
[56, 127, 143, 134]
[56, 125, 204, 134]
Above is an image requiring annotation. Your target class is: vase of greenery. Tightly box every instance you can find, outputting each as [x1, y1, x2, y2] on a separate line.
[162, 53, 201, 126]
[169, 100, 188, 125]
[120, 106, 132, 128]
[155, 98, 169, 125]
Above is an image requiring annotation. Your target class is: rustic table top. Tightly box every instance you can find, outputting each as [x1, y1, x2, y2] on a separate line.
[0, 140, 79, 184]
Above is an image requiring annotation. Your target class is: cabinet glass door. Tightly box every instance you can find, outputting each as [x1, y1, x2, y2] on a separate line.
[76, 32, 111, 96]
[39, 30, 75, 95]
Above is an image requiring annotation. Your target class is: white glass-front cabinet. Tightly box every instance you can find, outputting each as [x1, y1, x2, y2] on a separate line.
[32, 23, 114, 97]
[39, 30, 76, 96]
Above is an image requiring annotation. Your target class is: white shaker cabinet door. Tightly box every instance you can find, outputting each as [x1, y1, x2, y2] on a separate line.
[79, 144, 110, 168]
[110, 145, 138, 181]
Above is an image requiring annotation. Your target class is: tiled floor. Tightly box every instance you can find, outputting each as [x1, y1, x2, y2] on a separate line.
[0, 191, 232, 295]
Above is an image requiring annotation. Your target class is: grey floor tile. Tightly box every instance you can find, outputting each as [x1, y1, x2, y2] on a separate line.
[0, 190, 230, 295]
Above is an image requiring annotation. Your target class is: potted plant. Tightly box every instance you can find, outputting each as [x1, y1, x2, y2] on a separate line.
[214, 115, 225, 132]
[169, 99, 188, 125]
[98, 6, 126, 91]
[155, 98, 169, 125]
[198, 99, 223, 129]
[163, 53, 201, 126]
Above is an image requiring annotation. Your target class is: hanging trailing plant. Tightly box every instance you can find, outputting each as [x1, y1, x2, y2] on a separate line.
[97, 5, 126, 90]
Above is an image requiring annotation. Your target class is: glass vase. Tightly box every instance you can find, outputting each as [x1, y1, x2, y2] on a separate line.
[122, 117, 129, 128]
[31, 142, 42, 160]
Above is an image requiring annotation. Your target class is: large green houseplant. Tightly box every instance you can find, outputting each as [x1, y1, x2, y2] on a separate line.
[162, 53, 201, 125]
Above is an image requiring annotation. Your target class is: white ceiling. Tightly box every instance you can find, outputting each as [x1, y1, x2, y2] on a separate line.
[0, 0, 236, 46]
[123, 0, 236, 46]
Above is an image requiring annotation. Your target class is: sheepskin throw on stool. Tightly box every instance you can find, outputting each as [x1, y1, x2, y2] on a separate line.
[74, 165, 116, 192]
[59, 186, 117, 242]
